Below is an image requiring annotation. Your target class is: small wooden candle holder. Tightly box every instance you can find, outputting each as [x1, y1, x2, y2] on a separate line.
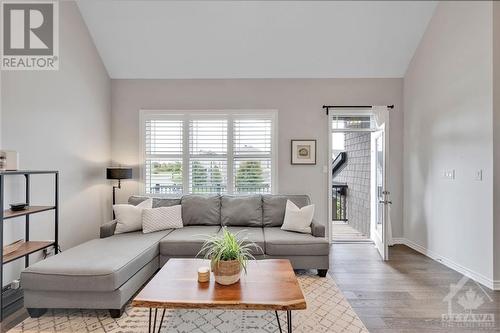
[198, 267, 210, 283]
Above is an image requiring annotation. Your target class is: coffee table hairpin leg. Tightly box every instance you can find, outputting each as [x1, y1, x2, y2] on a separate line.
[148, 308, 166, 333]
[275, 310, 293, 333]
[149, 308, 291, 333]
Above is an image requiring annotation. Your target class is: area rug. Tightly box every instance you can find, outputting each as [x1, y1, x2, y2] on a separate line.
[9, 271, 367, 333]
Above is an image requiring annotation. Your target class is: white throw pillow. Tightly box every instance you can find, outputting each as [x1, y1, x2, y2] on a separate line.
[113, 198, 152, 234]
[142, 205, 183, 234]
[281, 200, 315, 234]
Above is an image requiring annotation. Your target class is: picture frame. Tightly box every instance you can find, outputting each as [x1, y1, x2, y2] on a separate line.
[291, 140, 316, 165]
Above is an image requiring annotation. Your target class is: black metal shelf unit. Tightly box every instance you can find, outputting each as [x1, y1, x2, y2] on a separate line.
[0, 170, 59, 321]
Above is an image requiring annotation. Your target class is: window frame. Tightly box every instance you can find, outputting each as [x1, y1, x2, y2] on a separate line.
[139, 109, 278, 195]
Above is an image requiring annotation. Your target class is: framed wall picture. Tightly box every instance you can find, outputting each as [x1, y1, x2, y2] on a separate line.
[291, 140, 316, 165]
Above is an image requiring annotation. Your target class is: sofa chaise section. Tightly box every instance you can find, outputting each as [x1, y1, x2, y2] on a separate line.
[21, 229, 171, 318]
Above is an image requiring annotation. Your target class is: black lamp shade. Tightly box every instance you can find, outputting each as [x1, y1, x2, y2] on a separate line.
[107, 167, 132, 180]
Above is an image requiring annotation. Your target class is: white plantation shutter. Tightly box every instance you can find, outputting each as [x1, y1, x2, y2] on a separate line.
[142, 111, 276, 195]
[189, 119, 228, 193]
[144, 119, 183, 194]
[233, 119, 273, 193]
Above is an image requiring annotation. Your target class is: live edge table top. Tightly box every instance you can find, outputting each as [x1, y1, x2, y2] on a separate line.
[132, 259, 307, 311]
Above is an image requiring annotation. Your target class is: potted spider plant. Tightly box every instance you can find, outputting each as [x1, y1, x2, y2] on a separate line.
[198, 227, 261, 285]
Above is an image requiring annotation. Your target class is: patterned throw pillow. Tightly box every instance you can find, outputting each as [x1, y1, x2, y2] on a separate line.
[142, 205, 183, 234]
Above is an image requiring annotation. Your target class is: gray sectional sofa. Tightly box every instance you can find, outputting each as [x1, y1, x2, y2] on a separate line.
[21, 194, 329, 318]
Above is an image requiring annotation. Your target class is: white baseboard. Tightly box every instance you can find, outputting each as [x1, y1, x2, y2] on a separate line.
[391, 238, 406, 245]
[493, 281, 500, 290]
[392, 238, 499, 290]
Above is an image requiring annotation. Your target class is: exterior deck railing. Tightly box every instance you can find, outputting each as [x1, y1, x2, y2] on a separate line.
[332, 183, 348, 222]
[149, 184, 270, 194]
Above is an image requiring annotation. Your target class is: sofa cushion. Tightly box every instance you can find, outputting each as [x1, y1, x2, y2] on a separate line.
[262, 195, 311, 227]
[221, 195, 262, 227]
[181, 195, 221, 226]
[217, 227, 265, 256]
[160, 226, 220, 257]
[21, 230, 172, 292]
[128, 196, 181, 208]
[128, 195, 149, 206]
[154, 198, 182, 208]
[263, 227, 329, 256]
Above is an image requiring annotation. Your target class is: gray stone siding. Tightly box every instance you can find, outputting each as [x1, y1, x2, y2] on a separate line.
[334, 132, 371, 236]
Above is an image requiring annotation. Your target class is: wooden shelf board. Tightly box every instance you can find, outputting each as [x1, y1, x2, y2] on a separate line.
[3, 241, 54, 264]
[0, 170, 57, 175]
[3, 206, 55, 220]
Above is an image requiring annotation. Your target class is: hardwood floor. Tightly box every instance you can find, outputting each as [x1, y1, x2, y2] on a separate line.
[331, 243, 500, 332]
[1, 307, 27, 333]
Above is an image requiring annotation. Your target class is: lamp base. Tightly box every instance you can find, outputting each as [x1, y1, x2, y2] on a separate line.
[112, 179, 121, 219]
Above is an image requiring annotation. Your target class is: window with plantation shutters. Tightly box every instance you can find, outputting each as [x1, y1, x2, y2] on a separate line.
[189, 119, 228, 193]
[141, 111, 277, 195]
[144, 118, 184, 194]
[233, 119, 272, 193]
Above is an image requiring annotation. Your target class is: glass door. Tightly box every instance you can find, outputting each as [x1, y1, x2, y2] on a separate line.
[371, 107, 390, 260]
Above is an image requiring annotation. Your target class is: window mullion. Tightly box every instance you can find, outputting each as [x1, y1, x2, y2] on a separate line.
[227, 115, 234, 194]
[182, 115, 190, 194]
[271, 113, 277, 194]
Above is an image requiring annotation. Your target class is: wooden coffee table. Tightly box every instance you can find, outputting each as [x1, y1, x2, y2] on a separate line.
[132, 258, 306, 333]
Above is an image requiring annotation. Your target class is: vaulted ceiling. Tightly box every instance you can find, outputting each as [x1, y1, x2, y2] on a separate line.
[77, 1, 437, 79]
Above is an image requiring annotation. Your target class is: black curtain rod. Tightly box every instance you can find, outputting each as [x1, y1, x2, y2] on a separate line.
[323, 104, 394, 115]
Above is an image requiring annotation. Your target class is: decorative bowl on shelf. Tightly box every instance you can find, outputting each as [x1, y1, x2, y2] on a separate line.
[9, 203, 28, 211]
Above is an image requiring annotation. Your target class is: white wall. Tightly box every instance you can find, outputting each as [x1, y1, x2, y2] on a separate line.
[0, 1, 111, 284]
[493, 1, 500, 282]
[404, 2, 494, 284]
[111, 79, 404, 237]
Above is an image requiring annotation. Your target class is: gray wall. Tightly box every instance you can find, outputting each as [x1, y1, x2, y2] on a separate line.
[111, 78, 404, 237]
[334, 132, 371, 236]
[0, 2, 111, 284]
[404, 2, 494, 282]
